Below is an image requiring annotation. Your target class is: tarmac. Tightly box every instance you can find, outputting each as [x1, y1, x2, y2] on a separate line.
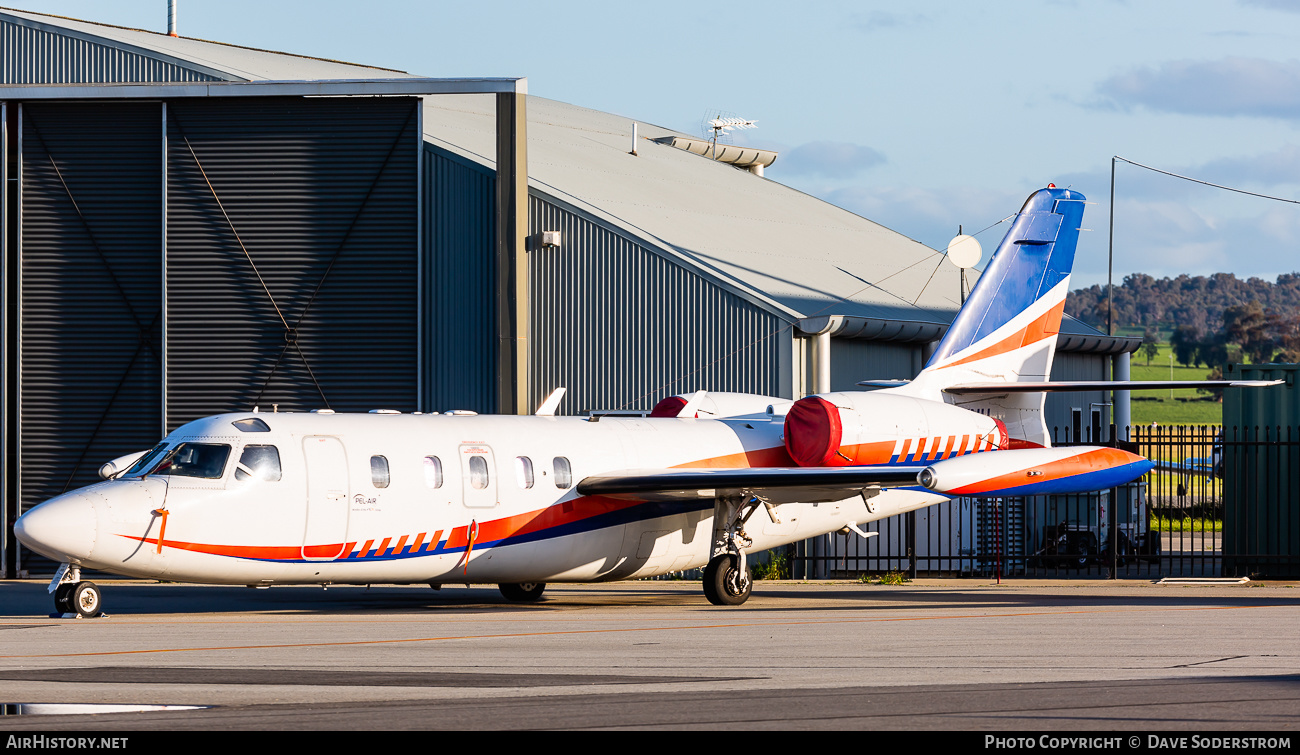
[0, 577, 1297, 731]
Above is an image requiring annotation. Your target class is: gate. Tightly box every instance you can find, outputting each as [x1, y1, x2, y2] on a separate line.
[790, 424, 1292, 580]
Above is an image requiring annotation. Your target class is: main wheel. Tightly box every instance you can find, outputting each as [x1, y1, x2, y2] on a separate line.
[703, 554, 752, 606]
[70, 581, 102, 618]
[53, 583, 74, 615]
[498, 582, 546, 602]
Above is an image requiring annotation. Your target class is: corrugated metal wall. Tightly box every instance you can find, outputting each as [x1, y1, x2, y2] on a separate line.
[422, 144, 496, 413]
[1, 100, 8, 578]
[0, 17, 229, 84]
[529, 196, 788, 414]
[165, 97, 420, 426]
[830, 338, 921, 391]
[18, 102, 163, 521]
[1047, 351, 1108, 441]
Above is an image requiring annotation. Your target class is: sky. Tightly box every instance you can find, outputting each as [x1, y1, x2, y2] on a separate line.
[13, 0, 1300, 290]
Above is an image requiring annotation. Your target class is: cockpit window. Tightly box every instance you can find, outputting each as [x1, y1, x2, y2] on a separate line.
[235, 445, 282, 482]
[123, 443, 169, 477]
[151, 443, 232, 479]
[232, 418, 272, 433]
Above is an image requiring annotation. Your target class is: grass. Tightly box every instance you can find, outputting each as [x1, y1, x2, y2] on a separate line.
[1128, 343, 1224, 427]
[1151, 517, 1222, 532]
[857, 570, 909, 585]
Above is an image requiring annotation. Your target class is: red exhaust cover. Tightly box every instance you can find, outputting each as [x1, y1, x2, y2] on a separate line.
[649, 395, 689, 418]
[783, 396, 844, 467]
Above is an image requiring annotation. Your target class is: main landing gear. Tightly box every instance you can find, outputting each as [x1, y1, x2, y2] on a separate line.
[50, 564, 103, 618]
[703, 495, 760, 606]
[703, 554, 751, 606]
[498, 582, 546, 602]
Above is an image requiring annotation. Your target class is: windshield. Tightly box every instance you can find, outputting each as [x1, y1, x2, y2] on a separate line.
[122, 443, 170, 477]
[151, 443, 232, 479]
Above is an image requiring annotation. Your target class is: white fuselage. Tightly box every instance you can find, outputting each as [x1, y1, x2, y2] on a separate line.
[17, 394, 995, 587]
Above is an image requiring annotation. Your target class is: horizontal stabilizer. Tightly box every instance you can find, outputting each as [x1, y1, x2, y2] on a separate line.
[577, 466, 924, 504]
[943, 380, 1283, 395]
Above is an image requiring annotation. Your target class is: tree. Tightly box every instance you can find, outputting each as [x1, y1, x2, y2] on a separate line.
[1170, 325, 1203, 367]
[1141, 327, 1160, 366]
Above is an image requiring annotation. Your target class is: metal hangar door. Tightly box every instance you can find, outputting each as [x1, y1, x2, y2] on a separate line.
[8, 95, 420, 576]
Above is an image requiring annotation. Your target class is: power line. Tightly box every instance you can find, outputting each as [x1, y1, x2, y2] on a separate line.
[1115, 155, 1300, 206]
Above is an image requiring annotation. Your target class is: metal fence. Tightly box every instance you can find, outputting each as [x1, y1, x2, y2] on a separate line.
[790, 424, 1298, 580]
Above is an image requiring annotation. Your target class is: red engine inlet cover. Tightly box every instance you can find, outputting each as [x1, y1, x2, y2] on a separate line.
[783, 396, 844, 467]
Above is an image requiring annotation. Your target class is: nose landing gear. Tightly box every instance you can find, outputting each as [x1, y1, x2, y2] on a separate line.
[49, 564, 104, 618]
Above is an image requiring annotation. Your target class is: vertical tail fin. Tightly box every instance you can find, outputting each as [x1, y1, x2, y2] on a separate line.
[898, 186, 1087, 445]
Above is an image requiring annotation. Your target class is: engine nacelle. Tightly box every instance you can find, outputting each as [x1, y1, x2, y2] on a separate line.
[919, 446, 1154, 496]
[649, 392, 792, 419]
[783, 391, 1006, 467]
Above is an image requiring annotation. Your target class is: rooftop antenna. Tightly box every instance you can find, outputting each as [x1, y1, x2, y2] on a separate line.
[167, 0, 178, 37]
[946, 226, 982, 305]
[700, 110, 757, 159]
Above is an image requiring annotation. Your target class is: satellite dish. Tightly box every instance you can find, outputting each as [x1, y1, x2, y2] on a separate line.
[946, 234, 982, 269]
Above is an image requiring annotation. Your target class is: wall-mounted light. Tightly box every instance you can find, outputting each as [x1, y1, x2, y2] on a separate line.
[540, 230, 562, 248]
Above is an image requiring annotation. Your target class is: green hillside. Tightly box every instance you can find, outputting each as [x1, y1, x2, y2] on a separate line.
[1126, 343, 1222, 426]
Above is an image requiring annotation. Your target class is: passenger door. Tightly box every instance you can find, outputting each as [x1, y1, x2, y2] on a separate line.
[302, 436, 350, 560]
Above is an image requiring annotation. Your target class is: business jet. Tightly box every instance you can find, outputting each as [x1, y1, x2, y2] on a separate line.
[14, 186, 1279, 617]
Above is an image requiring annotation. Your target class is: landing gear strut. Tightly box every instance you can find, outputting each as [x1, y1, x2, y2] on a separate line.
[703, 495, 761, 606]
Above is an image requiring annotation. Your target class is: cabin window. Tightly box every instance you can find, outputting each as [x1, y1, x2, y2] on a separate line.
[151, 443, 231, 479]
[371, 455, 391, 489]
[235, 445, 282, 482]
[468, 455, 489, 490]
[515, 456, 535, 489]
[553, 456, 572, 489]
[423, 456, 444, 489]
[231, 417, 271, 433]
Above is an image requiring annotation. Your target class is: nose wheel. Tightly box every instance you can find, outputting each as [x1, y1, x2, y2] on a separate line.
[49, 565, 103, 618]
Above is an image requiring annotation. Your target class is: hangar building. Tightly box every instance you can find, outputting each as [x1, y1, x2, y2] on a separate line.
[0, 7, 1138, 576]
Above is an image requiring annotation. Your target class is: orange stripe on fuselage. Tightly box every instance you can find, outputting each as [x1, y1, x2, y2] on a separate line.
[673, 445, 796, 469]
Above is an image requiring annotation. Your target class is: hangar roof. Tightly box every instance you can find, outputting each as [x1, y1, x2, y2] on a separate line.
[0, 7, 1124, 349]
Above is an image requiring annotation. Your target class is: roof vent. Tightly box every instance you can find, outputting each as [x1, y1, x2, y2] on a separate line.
[652, 136, 778, 176]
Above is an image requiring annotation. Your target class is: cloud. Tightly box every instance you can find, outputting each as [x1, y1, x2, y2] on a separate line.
[786, 181, 1300, 290]
[774, 141, 886, 179]
[1095, 57, 1300, 119]
[1194, 145, 1300, 188]
[850, 11, 930, 32]
[1239, 0, 1300, 11]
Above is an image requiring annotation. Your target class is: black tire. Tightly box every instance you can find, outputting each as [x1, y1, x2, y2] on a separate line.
[53, 583, 74, 615]
[1074, 539, 1093, 570]
[703, 554, 752, 606]
[498, 582, 545, 602]
[71, 581, 102, 618]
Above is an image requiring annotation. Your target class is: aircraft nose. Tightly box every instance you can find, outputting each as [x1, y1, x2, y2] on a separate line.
[13, 493, 98, 563]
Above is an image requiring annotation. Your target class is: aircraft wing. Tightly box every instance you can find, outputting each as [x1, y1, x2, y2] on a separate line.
[941, 380, 1283, 395]
[576, 466, 925, 504]
[1151, 457, 1221, 479]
